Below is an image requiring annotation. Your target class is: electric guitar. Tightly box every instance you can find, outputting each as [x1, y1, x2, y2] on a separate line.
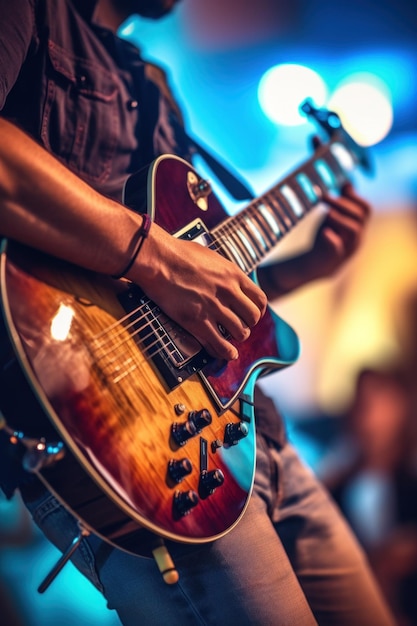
[0, 102, 372, 559]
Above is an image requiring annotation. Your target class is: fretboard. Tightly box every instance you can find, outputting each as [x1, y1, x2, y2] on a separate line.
[211, 137, 361, 274]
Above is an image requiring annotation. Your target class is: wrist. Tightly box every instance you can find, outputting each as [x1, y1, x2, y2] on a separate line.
[112, 213, 152, 279]
[259, 252, 318, 299]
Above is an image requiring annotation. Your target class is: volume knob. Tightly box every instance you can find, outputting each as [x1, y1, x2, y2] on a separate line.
[173, 490, 199, 517]
[224, 421, 249, 446]
[200, 469, 224, 496]
[188, 409, 212, 431]
[171, 409, 212, 446]
[168, 458, 192, 483]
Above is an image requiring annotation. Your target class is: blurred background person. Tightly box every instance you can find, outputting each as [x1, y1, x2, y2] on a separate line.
[319, 364, 417, 625]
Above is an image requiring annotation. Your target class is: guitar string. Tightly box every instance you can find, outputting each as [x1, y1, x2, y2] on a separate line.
[213, 195, 292, 274]
[90, 153, 340, 382]
[92, 301, 189, 365]
[93, 208, 270, 370]
[89, 236, 227, 379]
[91, 167, 312, 352]
[91, 233, 269, 381]
[90, 197, 299, 380]
[211, 206, 270, 273]
[91, 236, 222, 347]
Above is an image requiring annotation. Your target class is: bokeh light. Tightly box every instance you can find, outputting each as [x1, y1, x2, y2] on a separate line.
[328, 74, 393, 146]
[258, 64, 328, 126]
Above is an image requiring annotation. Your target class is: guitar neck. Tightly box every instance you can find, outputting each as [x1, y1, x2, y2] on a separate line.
[210, 134, 364, 274]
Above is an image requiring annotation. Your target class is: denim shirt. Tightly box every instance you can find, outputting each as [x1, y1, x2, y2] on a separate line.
[0, 0, 192, 201]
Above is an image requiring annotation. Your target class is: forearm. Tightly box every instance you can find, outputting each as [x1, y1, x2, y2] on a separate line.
[0, 118, 142, 276]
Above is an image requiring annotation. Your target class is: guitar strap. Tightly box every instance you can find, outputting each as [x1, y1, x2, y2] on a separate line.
[142, 54, 254, 201]
[142, 60, 254, 202]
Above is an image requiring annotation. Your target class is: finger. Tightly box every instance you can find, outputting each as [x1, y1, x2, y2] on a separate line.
[321, 190, 371, 224]
[215, 276, 267, 330]
[320, 210, 364, 254]
[198, 320, 239, 361]
[310, 134, 322, 151]
[320, 226, 346, 257]
[229, 295, 265, 330]
[341, 183, 372, 219]
[217, 309, 251, 344]
[238, 278, 268, 321]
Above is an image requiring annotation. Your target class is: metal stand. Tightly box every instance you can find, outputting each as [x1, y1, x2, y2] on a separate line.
[38, 523, 90, 593]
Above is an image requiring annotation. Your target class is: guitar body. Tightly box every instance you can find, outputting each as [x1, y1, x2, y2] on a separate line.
[0, 155, 300, 555]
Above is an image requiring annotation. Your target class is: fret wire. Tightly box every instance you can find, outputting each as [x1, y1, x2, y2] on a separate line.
[267, 192, 293, 230]
[230, 226, 256, 270]
[315, 157, 339, 191]
[230, 214, 261, 266]
[294, 146, 337, 199]
[217, 232, 249, 272]
[280, 182, 307, 219]
[209, 137, 357, 276]
[234, 214, 264, 262]
[304, 162, 328, 196]
[217, 222, 253, 272]
[262, 193, 289, 233]
[330, 141, 356, 174]
[294, 172, 318, 210]
[248, 204, 278, 247]
[257, 201, 284, 240]
[210, 226, 243, 265]
[274, 188, 299, 225]
[236, 229, 260, 265]
[242, 212, 271, 255]
[229, 236, 253, 272]
[238, 210, 268, 250]
[323, 149, 351, 189]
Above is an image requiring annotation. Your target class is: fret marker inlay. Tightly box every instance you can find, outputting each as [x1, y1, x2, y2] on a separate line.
[244, 217, 268, 251]
[330, 142, 356, 172]
[258, 203, 281, 237]
[237, 231, 257, 261]
[296, 173, 318, 204]
[280, 184, 305, 218]
[314, 159, 337, 191]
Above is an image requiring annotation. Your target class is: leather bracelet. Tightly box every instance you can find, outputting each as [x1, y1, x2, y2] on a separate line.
[112, 213, 152, 279]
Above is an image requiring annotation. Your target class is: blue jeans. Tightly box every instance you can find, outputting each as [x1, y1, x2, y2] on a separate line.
[24, 437, 394, 625]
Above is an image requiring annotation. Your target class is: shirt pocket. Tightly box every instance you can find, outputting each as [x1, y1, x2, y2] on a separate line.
[41, 40, 119, 184]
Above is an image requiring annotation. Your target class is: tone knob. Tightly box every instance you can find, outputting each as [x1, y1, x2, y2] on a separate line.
[173, 490, 199, 517]
[224, 421, 249, 446]
[200, 469, 224, 496]
[171, 420, 197, 446]
[188, 409, 212, 431]
[171, 409, 212, 446]
[168, 458, 192, 483]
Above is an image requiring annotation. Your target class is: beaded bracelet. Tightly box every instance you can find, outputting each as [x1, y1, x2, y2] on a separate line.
[112, 213, 152, 279]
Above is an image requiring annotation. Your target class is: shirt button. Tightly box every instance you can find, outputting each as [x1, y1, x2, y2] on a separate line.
[127, 99, 138, 110]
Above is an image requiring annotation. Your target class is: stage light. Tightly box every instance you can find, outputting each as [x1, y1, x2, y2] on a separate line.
[258, 64, 328, 126]
[328, 74, 393, 146]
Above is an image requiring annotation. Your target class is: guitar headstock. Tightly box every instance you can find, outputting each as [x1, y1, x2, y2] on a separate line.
[300, 98, 374, 177]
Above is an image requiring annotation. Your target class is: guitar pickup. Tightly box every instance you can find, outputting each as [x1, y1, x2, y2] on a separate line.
[117, 285, 212, 390]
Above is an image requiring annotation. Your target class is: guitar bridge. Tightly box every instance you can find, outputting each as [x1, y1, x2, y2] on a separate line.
[118, 285, 212, 390]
